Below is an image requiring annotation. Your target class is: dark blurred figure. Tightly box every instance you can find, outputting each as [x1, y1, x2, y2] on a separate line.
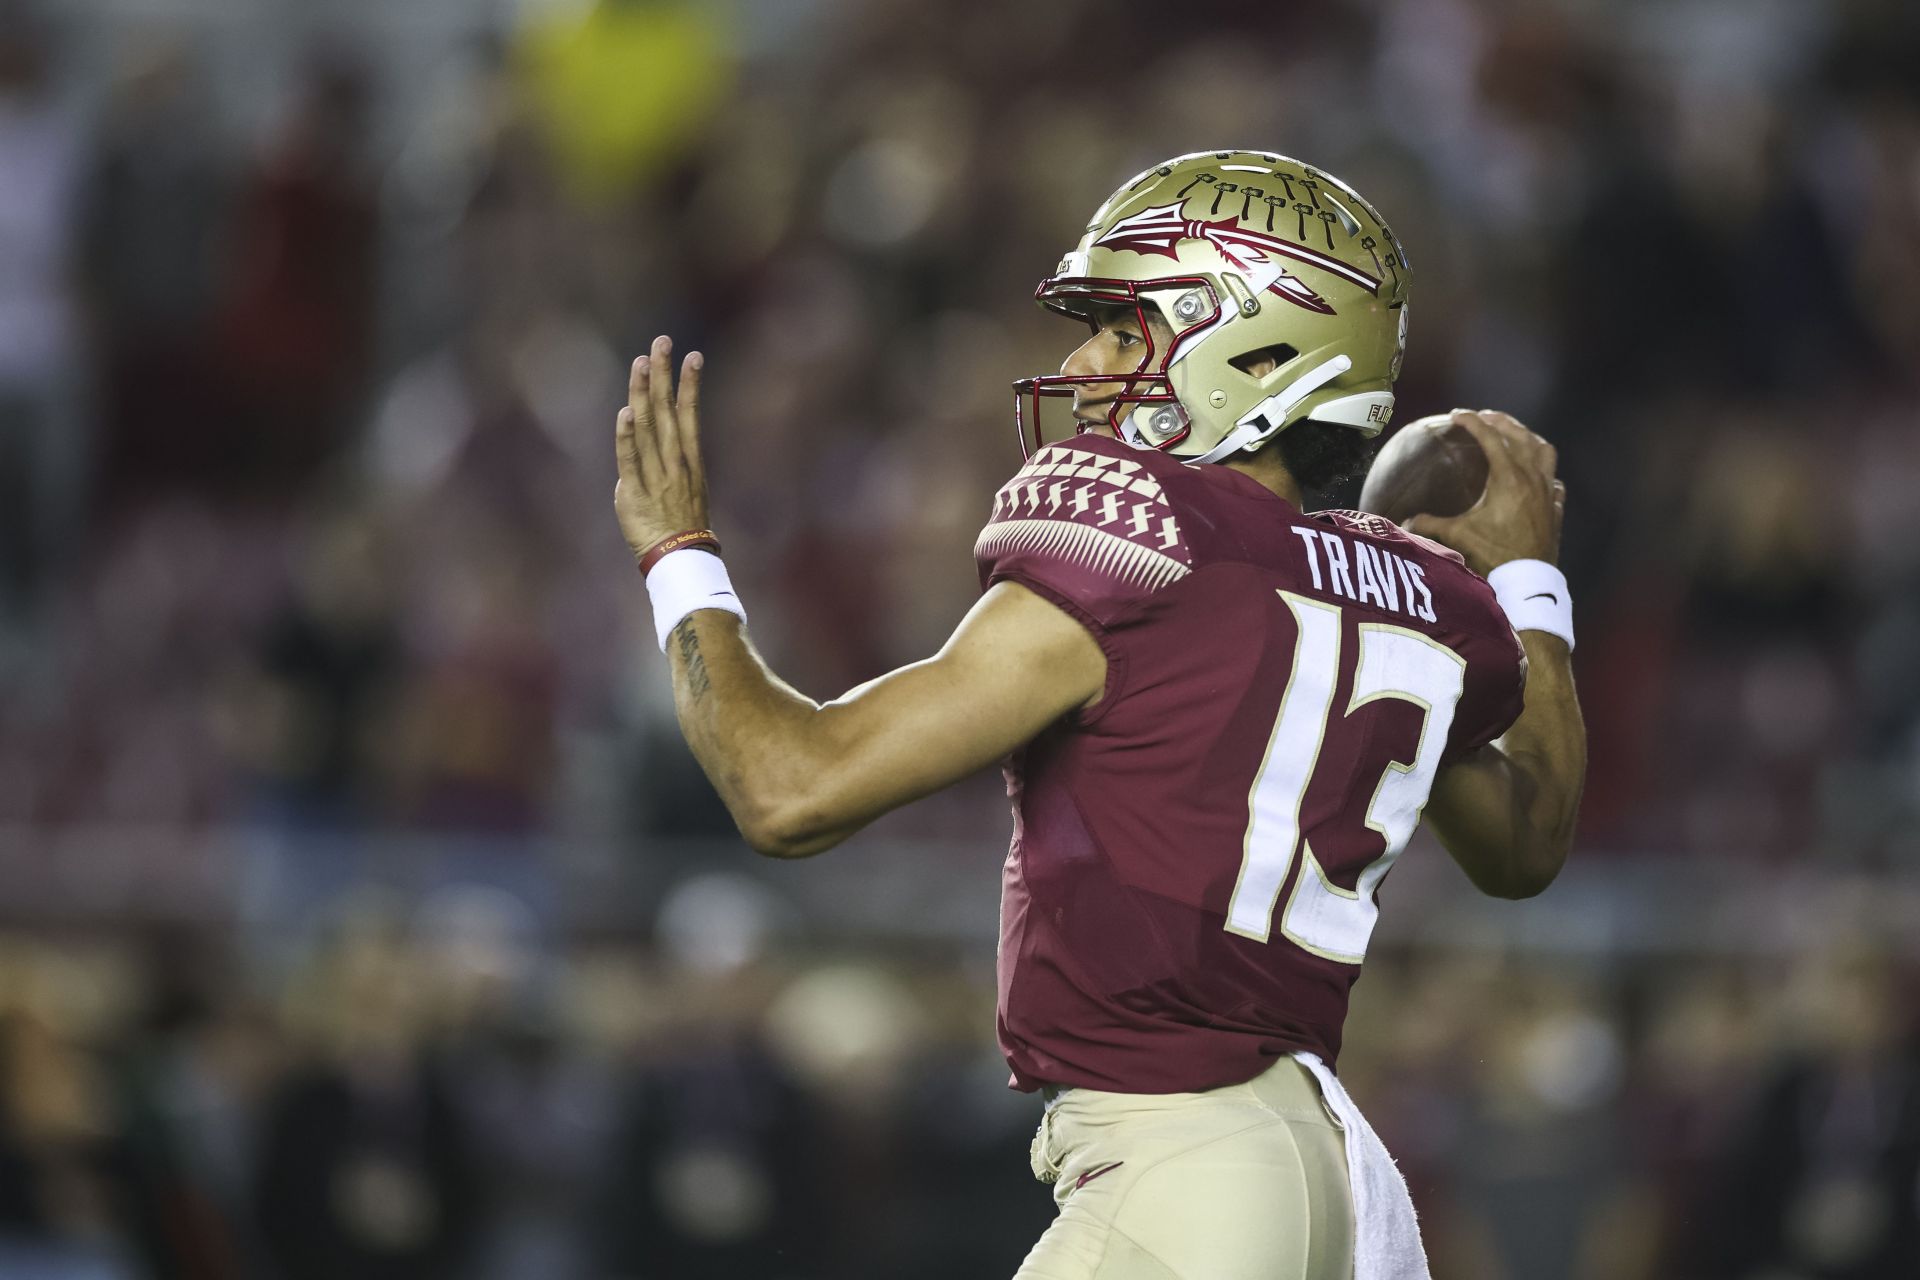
[228, 507, 403, 829]
[1457, 999, 1628, 1280]
[106, 932, 279, 1280]
[251, 932, 482, 1280]
[1606, 963, 1767, 1280]
[0, 14, 83, 639]
[597, 1035, 825, 1280]
[453, 1010, 607, 1280]
[388, 543, 559, 837]
[219, 506, 405, 958]
[1697, 945, 1920, 1279]
[75, 40, 232, 512]
[213, 52, 376, 497]
[421, 886, 603, 1280]
[596, 879, 828, 1280]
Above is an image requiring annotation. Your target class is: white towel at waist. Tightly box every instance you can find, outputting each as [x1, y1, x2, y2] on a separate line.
[1291, 1051, 1432, 1280]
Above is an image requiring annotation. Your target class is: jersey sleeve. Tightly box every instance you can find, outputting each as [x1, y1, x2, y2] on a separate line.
[1444, 590, 1528, 761]
[974, 439, 1196, 636]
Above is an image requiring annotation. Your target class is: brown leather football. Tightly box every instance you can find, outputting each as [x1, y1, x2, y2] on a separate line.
[1357, 414, 1489, 524]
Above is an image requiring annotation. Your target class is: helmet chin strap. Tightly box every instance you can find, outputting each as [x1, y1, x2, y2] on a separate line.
[1185, 354, 1353, 466]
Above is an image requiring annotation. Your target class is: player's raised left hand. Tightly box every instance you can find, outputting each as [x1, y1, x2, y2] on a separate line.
[615, 335, 711, 561]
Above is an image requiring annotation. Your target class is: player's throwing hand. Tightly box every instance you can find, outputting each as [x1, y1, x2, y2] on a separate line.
[615, 335, 711, 563]
[1403, 409, 1566, 576]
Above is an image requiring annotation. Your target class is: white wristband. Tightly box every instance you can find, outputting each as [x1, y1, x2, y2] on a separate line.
[1486, 559, 1574, 651]
[645, 549, 747, 651]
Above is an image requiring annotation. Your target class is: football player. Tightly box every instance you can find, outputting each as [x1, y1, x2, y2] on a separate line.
[613, 151, 1585, 1280]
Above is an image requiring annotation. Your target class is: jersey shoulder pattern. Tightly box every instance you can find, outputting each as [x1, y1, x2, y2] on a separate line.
[975, 439, 1195, 619]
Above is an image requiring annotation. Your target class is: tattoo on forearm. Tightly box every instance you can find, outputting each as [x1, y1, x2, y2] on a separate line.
[673, 619, 711, 701]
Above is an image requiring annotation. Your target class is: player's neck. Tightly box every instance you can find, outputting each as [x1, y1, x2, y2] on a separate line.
[1220, 451, 1307, 508]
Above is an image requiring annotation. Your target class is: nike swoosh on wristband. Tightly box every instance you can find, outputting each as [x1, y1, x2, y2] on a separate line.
[1524, 592, 1560, 605]
[1074, 1161, 1124, 1190]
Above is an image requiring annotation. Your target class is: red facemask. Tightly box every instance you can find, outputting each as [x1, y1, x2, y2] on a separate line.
[1012, 276, 1223, 459]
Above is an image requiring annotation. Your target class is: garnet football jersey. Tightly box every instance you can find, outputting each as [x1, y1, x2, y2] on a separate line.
[975, 435, 1527, 1094]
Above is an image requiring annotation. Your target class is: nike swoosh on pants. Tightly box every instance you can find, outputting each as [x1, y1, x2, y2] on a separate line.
[1074, 1161, 1124, 1190]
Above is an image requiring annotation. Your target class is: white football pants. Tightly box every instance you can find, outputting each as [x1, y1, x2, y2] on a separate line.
[1015, 1056, 1354, 1280]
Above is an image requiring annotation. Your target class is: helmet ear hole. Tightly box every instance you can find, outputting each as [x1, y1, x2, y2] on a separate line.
[1228, 343, 1299, 381]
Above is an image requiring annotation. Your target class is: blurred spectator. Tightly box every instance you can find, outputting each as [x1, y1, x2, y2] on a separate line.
[76, 40, 232, 511]
[389, 542, 560, 835]
[229, 507, 402, 830]
[596, 1016, 823, 1279]
[253, 926, 482, 1280]
[450, 1005, 608, 1280]
[106, 933, 279, 1280]
[594, 876, 828, 1278]
[1697, 945, 1920, 1279]
[0, 17, 83, 640]
[1452, 973, 1628, 1280]
[213, 54, 377, 497]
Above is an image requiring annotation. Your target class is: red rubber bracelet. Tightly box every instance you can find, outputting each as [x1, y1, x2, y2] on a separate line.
[638, 529, 721, 577]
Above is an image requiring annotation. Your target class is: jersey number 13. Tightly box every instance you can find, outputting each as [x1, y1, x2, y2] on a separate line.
[1224, 592, 1465, 962]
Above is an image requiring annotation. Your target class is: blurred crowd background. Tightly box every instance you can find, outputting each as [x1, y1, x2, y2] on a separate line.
[0, 0, 1917, 1276]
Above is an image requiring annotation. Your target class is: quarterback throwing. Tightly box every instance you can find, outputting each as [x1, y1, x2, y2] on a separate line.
[614, 151, 1585, 1280]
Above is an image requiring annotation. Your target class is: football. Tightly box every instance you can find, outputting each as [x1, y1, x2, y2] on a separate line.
[1357, 414, 1489, 525]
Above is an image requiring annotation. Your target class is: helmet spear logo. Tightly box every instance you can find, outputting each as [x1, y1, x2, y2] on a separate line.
[1093, 202, 1383, 316]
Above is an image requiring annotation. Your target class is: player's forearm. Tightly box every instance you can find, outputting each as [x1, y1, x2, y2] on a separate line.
[1498, 632, 1586, 865]
[659, 584, 1104, 860]
[1428, 632, 1585, 898]
[664, 610, 846, 857]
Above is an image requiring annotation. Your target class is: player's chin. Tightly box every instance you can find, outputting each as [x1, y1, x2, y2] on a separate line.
[1073, 419, 1118, 439]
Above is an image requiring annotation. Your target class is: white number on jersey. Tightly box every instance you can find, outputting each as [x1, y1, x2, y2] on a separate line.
[1224, 593, 1466, 961]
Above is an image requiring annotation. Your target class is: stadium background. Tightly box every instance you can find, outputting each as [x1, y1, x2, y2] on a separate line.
[0, 0, 1917, 1276]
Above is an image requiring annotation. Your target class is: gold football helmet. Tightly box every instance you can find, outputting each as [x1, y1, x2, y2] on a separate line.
[1016, 150, 1410, 463]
